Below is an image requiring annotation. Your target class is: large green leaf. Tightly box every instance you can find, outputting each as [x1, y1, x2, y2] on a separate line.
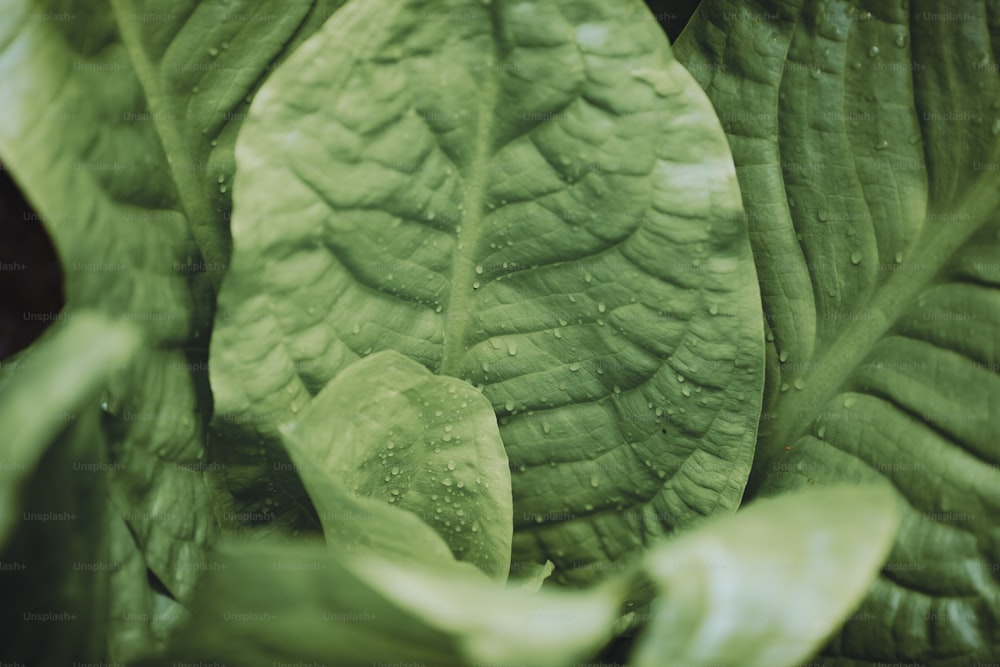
[0, 314, 139, 663]
[281, 350, 513, 577]
[632, 485, 899, 667]
[0, 0, 347, 600]
[677, 1, 1000, 662]
[209, 0, 764, 585]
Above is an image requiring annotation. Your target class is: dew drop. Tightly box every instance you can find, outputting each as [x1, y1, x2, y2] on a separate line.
[472, 281, 481, 290]
[850, 251, 863, 265]
[894, 251, 903, 264]
[597, 302, 606, 313]
[817, 210, 829, 222]
[793, 378, 805, 390]
[818, 425, 827, 438]
[708, 304, 719, 315]
[844, 396, 857, 408]
[475, 264, 484, 274]
[541, 420, 551, 434]
[874, 139, 889, 151]
[681, 386, 691, 397]
[778, 350, 789, 363]
[507, 342, 518, 356]
[208, 47, 219, 57]
[447, 461, 456, 471]
[584, 272, 593, 283]
[852, 61, 862, 70]
[590, 475, 600, 488]
[868, 46, 880, 57]
[504, 400, 515, 412]
[568, 362, 581, 372]
[894, 33, 906, 47]
[442, 478, 453, 486]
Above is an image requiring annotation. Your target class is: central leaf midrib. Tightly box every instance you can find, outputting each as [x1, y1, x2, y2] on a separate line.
[108, 0, 227, 293]
[765, 184, 1000, 453]
[439, 36, 502, 378]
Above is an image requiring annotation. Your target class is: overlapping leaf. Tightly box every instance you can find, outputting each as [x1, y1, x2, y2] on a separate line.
[209, 0, 764, 585]
[280, 350, 513, 577]
[0, 0, 347, 600]
[677, 1, 1000, 661]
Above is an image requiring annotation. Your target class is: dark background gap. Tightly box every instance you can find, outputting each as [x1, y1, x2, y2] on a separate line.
[0, 0, 700, 360]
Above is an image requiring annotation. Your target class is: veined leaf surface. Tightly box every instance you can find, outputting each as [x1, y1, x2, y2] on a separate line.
[281, 351, 513, 578]
[0, 0, 347, 600]
[210, 0, 764, 583]
[677, 0, 1000, 661]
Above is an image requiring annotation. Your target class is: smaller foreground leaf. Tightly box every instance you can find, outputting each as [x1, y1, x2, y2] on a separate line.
[631, 485, 900, 667]
[282, 429, 470, 570]
[159, 540, 619, 667]
[358, 554, 621, 667]
[280, 350, 513, 578]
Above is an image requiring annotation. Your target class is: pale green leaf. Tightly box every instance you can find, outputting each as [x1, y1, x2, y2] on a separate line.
[280, 350, 513, 578]
[631, 485, 899, 667]
[159, 540, 620, 667]
[209, 0, 764, 585]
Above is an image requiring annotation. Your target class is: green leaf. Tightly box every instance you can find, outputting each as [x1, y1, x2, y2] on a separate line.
[209, 0, 764, 585]
[631, 485, 899, 667]
[160, 540, 620, 667]
[280, 350, 513, 577]
[0, 0, 348, 601]
[0, 314, 139, 663]
[107, 512, 189, 663]
[677, 1, 1000, 662]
